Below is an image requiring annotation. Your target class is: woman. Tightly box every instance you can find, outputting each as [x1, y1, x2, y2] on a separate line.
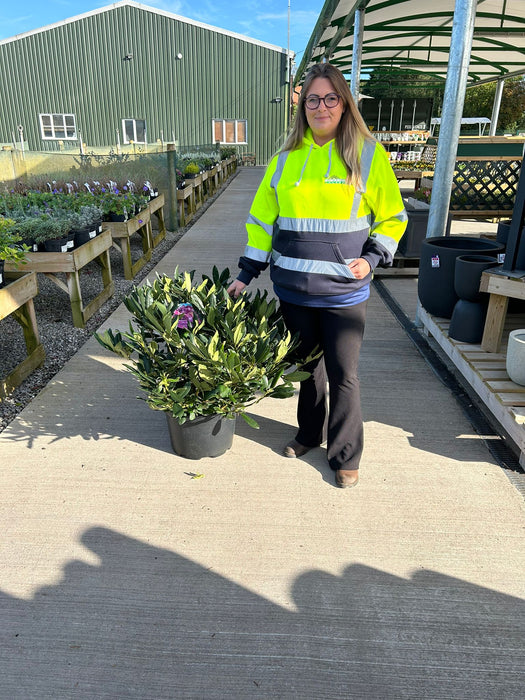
[227, 63, 407, 488]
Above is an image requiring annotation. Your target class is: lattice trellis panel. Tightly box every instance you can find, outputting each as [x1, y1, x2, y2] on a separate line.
[450, 159, 521, 211]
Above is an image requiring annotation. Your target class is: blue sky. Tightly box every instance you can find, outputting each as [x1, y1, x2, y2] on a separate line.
[0, 0, 325, 60]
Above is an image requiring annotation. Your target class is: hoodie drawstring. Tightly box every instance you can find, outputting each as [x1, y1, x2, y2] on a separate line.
[294, 144, 313, 187]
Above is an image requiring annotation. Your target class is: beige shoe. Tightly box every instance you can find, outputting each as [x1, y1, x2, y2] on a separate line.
[283, 439, 314, 458]
[335, 469, 359, 488]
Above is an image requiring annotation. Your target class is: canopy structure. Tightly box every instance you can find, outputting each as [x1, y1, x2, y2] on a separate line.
[294, 0, 525, 246]
[430, 117, 491, 135]
[295, 0, 525, 88]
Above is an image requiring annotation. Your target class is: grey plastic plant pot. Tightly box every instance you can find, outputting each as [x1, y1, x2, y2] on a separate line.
[166, 413, 236, 459]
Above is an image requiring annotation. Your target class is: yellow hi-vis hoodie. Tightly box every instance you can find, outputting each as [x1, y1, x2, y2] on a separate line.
[237, 130, 407, 297]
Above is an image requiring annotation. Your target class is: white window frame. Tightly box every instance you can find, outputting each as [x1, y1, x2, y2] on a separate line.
[122, 118, 147, 144]
[212, 119, 248, 145]
[39, 113, 77, 140]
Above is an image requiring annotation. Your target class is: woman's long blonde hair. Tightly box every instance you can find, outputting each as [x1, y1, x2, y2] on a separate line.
[282, 63, 375, 190]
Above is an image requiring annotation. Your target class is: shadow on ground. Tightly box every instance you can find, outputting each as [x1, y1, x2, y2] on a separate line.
[0, 527, 523, 698]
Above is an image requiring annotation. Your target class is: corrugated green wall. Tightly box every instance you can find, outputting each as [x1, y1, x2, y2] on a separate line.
[0, 3, 290, 164]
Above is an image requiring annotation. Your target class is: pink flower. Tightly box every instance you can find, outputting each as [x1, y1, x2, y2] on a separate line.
[173, 303, 194, 329]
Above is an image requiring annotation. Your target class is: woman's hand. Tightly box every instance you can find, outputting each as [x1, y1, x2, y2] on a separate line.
[227, 279, 247, 298]
[348, 258, 372, 279]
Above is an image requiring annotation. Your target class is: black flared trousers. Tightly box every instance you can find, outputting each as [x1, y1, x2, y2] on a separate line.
[279, 299, 367, 471]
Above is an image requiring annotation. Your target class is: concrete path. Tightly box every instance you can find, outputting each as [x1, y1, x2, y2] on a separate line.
[1, 169, 524, 699]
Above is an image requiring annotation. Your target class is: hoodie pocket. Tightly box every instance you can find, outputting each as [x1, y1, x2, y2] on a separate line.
[279, 239, 348, 265]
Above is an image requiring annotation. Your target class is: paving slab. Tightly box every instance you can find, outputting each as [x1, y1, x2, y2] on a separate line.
[0, 168, 524, 699]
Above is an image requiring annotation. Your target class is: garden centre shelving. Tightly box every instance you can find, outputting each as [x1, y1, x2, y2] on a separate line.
[5, 229, 114, 328]
[374, 130, 430, 163]
[0, 271, 45, 397]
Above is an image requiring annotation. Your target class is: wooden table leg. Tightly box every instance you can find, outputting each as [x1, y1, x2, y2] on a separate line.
[117, 237, 133, 280]
[481, 293, 509, 352]
[66, 269, 85, 328]
[152, 207, 166, 246]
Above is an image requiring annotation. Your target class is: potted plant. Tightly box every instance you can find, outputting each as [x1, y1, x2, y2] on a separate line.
[0, 217, 28, 288]
[67, 204, 104, 247]
[100, 192, 131, 222]
[31, 216, 72, 252]
[176, 169, 186, 190]
[95, 267, 310, 459]
[132, 192, 150, 215]
[183, 162, 200, 179]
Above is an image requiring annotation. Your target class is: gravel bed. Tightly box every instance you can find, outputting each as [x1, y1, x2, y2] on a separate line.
[0, 178, 236, 433]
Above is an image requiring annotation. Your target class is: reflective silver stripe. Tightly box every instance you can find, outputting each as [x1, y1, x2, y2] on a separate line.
[350, 191, 362, 221]
[277, 215, 370, 233]
[369, 232, 398, 256]
[270, 151, 288, 190]
[245, 245, 271, 262]
[360, 139, 376, 190]
[272, 250, 355, 279]
[247, 213, 273, 236]
[349, 140, 376, 215]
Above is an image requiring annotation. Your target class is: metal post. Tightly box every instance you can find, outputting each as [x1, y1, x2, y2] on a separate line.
[350, 8, 365, 103]
[489, 79, 505, 136]
[377, 100, 382, 130]
[166, 143, 179, 231]
[426, 0, 478, 240]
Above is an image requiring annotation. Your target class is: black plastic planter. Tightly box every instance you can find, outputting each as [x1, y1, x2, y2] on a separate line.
[454, 254, 500, 302]
[449, 255, 501, 344]
[73, 227, 97, 248]
[43, 237, 69, 253]
[166, 413, 236, 459]
[418, 236, 504, 319]
[449, 299, 489, 344]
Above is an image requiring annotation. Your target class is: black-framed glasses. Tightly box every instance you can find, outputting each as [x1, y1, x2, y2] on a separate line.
[304, 93, 341, 110]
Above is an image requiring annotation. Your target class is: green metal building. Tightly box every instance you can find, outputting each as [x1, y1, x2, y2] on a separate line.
[0, 1, 292, 164]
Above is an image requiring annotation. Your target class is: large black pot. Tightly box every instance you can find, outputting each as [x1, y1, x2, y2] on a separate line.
[449, 299, 489, 344]
[454, 254, 500, 302]
[418, 236, 504, 318]
[166, 413, 236, 459]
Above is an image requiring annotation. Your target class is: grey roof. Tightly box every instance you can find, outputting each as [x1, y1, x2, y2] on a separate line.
[0, 0, 289, 55]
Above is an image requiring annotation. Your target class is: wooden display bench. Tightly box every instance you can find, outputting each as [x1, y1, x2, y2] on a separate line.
[0, 271, 45, 398]
[206, 166, 219, 196]
[418, 304, 525, 468]
[192, 173, 205, 212]
[176, 184, 194, 227]
[106, 208, 152, 280]
[373, 256, 420, 277]
[5, 229, 114, 329]
[148, 193, 166, 247]
[480, 270, 525, 353]
[393, 169, 434, 189]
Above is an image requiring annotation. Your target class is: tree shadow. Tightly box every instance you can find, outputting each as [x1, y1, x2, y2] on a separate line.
[0, 527, 522, 698]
